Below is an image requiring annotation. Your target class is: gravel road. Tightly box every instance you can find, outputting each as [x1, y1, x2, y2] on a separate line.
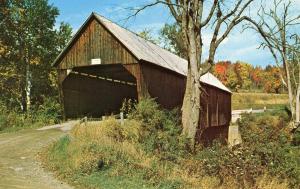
[0, 125, 74, 189]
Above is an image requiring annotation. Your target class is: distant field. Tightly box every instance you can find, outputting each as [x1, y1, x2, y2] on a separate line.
[232, 92, 289, 110]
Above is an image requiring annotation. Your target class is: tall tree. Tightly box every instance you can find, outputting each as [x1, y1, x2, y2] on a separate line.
[138, 28, 159, 44]
[227, 65, 240, 91]
[235, 61, 253, 89]
[246, 0, 300, 127]
[251, 66, 263, 88]
[263, 66, 283, 93]
[160, 23, 187, 58]
[0, 0, 72, 111]
[132, 0, 256, 148]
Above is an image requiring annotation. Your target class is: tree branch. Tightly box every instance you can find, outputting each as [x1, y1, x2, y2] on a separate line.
[200, 0, 218, 27]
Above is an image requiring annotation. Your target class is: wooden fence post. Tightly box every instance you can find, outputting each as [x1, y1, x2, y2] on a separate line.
[120, 112, 124, 126]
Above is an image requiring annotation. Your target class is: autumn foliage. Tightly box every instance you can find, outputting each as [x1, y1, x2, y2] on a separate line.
[213, 61, 283, 93]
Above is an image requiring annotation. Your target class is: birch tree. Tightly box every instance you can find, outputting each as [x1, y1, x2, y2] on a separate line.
[244, 0, 300, 128]
[0, 0, 72, 111]
[132, 0, 257, 148]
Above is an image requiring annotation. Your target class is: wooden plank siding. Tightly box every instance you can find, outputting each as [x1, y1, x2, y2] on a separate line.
[140, 62, 186, 109]
[139, 62, 231, 129]
[123, 64, 149, 99]
[58, 18, 138, 69]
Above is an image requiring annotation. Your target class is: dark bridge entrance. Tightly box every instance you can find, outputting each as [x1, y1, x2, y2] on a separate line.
[62, 64, 138, 118]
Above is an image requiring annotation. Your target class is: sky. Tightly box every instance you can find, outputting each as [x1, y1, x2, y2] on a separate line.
[48, 0, 300, 67]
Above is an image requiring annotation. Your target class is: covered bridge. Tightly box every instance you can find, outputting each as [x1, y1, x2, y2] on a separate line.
[53, 13, 232, 142]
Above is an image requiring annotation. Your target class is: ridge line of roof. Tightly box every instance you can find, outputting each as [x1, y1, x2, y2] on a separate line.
[93, 13, 187, 65]
[93, 12, 188, 75]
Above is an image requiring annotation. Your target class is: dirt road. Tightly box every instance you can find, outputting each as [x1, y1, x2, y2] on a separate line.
[0, 127, 73, 189]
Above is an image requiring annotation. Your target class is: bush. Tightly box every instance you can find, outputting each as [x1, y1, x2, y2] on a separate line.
[292, 127, 300, 146]
[128, 98, 186, 157]
[192, 111, 299, 188]
[0, 97, 61, 132]
[0, 101, 26, 131]
[33, 97, 61, 124]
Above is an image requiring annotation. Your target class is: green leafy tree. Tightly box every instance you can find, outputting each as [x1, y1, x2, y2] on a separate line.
[138, 28, 159, 45]
[0, 0, 72, 111]
[159, 23, 187, 59]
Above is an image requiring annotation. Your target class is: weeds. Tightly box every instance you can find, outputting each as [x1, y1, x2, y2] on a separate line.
[42, 98, 300, 189]
[0, 97, 61, 132]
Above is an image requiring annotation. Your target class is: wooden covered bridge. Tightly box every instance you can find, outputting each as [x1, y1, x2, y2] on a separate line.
[53, 13, 232, 142]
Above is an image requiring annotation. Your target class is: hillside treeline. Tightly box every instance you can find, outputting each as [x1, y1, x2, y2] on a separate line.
[213, 61, 284, 93]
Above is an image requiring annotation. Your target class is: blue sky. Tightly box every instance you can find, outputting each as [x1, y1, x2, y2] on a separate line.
[48, 0, 292, 67]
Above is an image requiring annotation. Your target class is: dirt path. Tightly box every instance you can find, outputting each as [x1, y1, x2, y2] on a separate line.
[0, 126, 74, 189]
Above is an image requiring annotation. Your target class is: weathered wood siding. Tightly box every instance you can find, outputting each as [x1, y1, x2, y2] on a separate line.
[58, 18, 138, 69]
[140, 62, 186, 109]
[199, 84, 231, 129]
[124, 64, 149, 99]
[140, 61, 231, 129]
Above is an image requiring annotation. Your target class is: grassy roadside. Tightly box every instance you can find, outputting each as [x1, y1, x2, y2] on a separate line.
[0, 98, 61, 133]
[40, 99, 299, 189]
[232, 92, 288, 110]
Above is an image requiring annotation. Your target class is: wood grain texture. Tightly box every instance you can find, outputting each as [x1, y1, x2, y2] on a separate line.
[58, 19, 138, 69]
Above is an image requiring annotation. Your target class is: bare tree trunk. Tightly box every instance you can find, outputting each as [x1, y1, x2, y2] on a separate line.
[282, 26, 295, 120]
[296, 88, 300, 123]
[182, 66, 201, 148]
[285, 59, 295, 120]
[182, 68, 192, 135]
[297, 53, 300, 127]
[181, 17, 201, 148]
[296, 56, 300, 126]
[25, 59, 31, 111]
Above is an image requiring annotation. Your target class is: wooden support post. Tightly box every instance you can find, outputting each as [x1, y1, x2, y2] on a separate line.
[123, 64, 149, 100]
[120, 112, 124, 126]
[216, 95, 219, 126]
[58, 69, 68, 120]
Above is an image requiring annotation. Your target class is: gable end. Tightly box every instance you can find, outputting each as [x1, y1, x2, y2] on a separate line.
[54, 14, 138, 69]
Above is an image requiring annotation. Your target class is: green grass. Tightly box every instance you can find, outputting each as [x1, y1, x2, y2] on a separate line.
[41, 119, 182, 189]
[41, 119, 299, 189]
[41, 99, 299, 189]
[232, 92, 288, 110]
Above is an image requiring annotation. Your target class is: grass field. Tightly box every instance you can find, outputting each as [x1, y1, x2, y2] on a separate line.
[232, 92, 289, 110]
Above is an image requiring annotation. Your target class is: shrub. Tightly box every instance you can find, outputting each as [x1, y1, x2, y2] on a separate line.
[120, 98, 136, 117]
[33, 97, 61, 124]
[0, 97, 61, 132]
[0, 101, 26, 131]
[128, 98, 186, 157]
[292, 127, 300, 146]
[192, 112, 299, 188]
